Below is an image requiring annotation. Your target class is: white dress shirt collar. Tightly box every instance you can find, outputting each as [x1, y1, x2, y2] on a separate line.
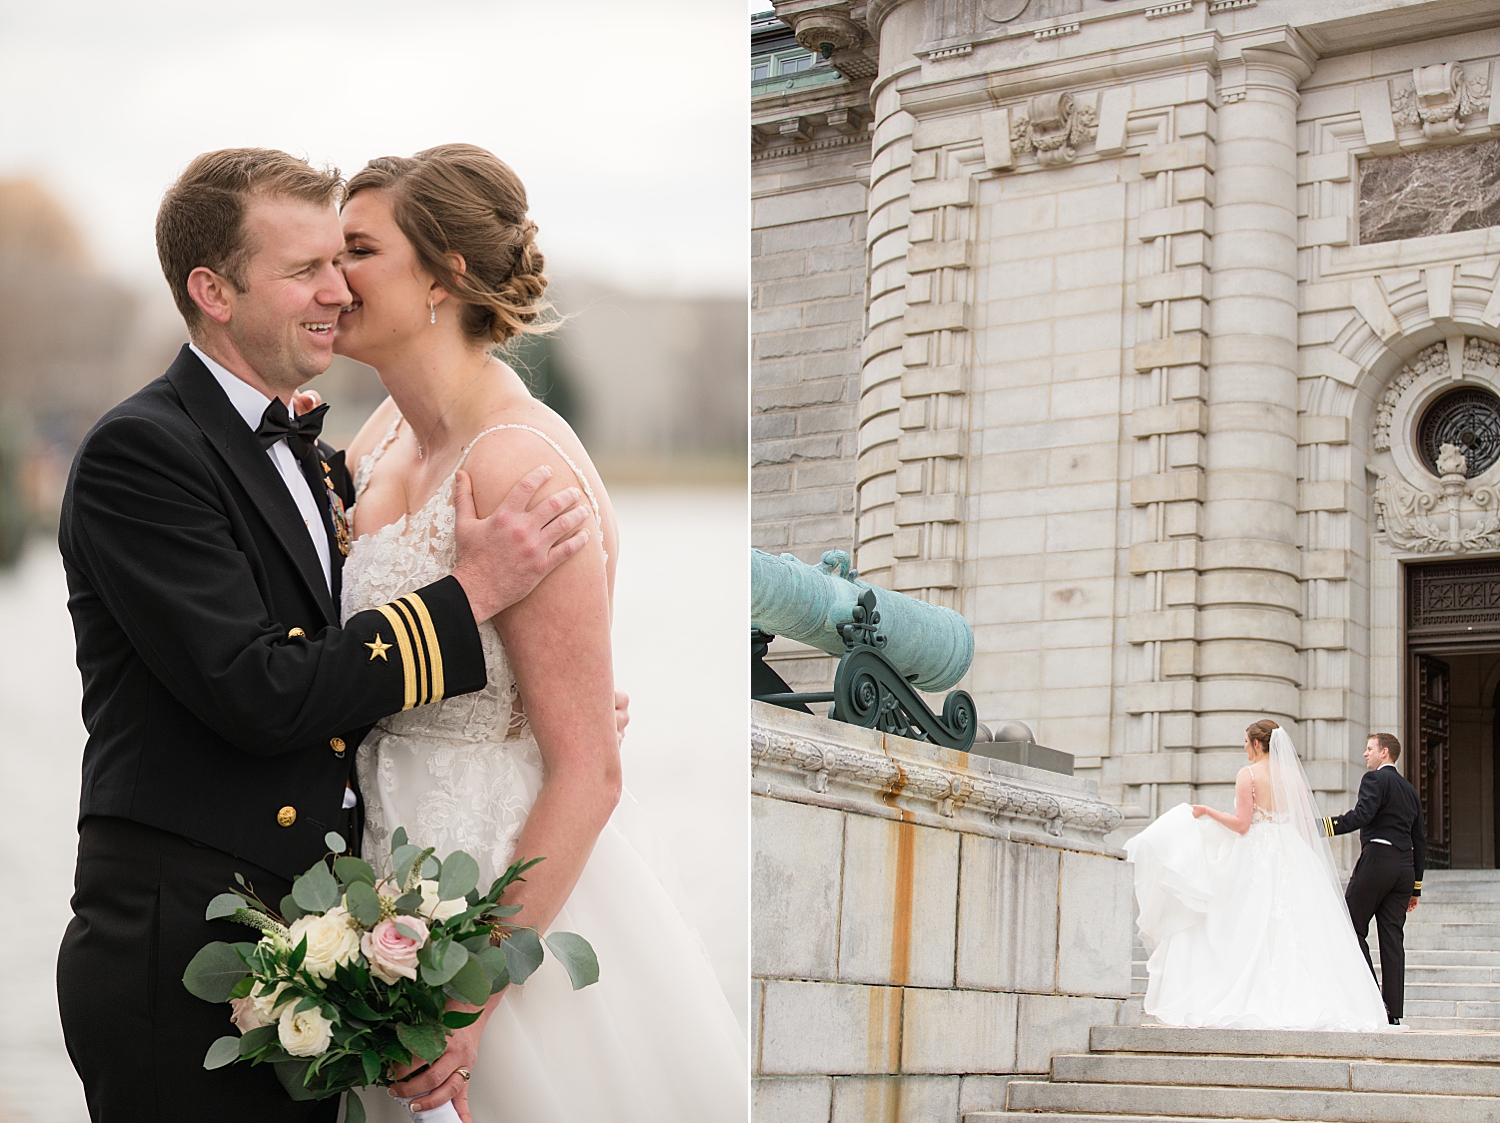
[189, 342, 277, 432]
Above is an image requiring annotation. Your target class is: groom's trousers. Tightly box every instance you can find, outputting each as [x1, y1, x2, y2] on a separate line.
[57, 817, 340, 1122]
[1344, 841, 1415, 1020]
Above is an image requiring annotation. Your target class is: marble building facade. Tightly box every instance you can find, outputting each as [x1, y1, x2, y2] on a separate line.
[751, 0, 1500, 860]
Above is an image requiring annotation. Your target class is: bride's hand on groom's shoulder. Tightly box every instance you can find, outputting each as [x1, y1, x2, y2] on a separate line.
[450, 465, 593, 623]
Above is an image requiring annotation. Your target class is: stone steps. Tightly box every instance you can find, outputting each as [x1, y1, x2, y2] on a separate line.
[965, 1025, 1500, 1123]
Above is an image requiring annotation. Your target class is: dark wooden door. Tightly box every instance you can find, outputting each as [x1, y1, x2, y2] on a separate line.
[1416, 653, 1452, 869]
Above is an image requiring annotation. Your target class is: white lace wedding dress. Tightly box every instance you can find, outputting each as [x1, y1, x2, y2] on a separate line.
[344, 421, 745, 1121]
[1124, 731, 1389, 1032]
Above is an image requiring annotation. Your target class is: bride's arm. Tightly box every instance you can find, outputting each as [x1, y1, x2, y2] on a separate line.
[1191, 768, 1254, 834]
[392, 434, 618, 1118]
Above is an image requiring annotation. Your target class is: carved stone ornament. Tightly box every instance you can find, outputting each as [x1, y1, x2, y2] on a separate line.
[1390, 62, 1492, 140]
[1010, 91, 1098, 167]
[1372, 338, 1500, 554]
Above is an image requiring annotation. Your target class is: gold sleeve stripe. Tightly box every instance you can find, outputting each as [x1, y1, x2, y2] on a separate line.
[401, 593, 445, 703]
[374, 603, 418, 710]
[1323, 817, 1335, 837]
[392, 598, 430, 706]
[1414, 881, 1423, 889]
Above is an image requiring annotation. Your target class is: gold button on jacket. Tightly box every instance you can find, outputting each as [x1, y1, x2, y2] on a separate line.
[287, 627, 306, 638]
[330, 737, 346, 755]
[276, 806, 297, 827]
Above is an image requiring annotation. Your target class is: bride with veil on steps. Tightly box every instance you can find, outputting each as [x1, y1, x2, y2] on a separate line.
[1125, 720, 1390, 1032]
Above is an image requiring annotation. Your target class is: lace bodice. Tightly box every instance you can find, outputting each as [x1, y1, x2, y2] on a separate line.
[343, 415, 603, 879]
[1248, 775, 1288, 826]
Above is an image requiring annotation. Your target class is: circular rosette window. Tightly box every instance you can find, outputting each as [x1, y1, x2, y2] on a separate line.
[1417, 386, 1500, 478]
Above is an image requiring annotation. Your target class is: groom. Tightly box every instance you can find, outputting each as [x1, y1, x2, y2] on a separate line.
[55, 148, 598, 1121]
[1324, 732, 1426, 1025]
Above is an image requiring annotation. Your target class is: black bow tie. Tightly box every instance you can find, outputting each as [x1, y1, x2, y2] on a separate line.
[254, 400, 328, 457]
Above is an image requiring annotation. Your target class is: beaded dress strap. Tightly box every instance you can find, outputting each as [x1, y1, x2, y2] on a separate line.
[457, 423, 603, 528]
[353, 412, 404, 502]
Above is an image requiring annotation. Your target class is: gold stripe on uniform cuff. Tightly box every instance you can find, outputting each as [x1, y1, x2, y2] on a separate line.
[392, 599, 430, 706]
[401, 593, 444, 702]
[1323, 817, 1334, 837]
[1414, 881, 1423, 889]
[374, 604, 418, 710]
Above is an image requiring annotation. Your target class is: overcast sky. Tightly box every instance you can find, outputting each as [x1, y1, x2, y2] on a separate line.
[0, 0, 748, 297]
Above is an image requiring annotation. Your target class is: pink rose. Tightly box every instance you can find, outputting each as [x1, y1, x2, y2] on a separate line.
[229, 996, 269, 1033]
[361, 916, 429, 985]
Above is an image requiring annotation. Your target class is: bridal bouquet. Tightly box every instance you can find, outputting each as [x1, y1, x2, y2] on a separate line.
[183, 827, 598, 1122]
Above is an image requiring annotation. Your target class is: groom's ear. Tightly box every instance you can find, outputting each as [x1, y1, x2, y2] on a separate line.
[186, 266, 236, 326]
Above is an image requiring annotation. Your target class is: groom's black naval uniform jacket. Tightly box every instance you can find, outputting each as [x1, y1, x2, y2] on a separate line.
[56, 346, 487, 1122]
[1324, 763, 1427, 1021]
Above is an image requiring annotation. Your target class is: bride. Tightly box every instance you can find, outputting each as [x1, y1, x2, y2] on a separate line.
[1124, 720, 1388, 1031]
[330, 144, 744, 1120]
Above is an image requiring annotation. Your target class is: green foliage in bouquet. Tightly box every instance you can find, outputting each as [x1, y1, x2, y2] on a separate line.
[184, 828, 597, 1120]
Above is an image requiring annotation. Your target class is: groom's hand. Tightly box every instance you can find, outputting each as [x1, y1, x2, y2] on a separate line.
[451, 466, 591, 623]
[1408, 895, 1420, 914]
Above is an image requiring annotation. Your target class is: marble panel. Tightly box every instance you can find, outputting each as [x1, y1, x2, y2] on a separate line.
[1359, 141, 1500, 246]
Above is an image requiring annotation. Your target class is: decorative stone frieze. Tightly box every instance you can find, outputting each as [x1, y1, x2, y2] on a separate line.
[751, 703, 1124, 849]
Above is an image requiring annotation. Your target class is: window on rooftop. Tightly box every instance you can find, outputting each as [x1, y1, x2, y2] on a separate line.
[779, 53, 812, 75]
[751, 61, 770, 81]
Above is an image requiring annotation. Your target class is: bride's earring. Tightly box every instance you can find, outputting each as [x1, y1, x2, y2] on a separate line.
[429, 294, 436, 325]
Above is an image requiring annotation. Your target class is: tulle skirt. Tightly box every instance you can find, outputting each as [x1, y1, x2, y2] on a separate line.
[356, 795, 746, 1122]
[1124, 803, 1388, 1031]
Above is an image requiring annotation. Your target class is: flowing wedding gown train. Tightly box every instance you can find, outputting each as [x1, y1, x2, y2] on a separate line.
[1124, 732, 1388, 1032]
[344, 421, 745, 1121]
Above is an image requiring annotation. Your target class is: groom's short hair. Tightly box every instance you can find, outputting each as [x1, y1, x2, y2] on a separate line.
[1368, 732, 1402, 763]
[156, 148, 342, 329]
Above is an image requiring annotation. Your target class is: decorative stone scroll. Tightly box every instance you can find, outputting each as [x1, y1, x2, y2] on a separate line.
[1374, 448, 1500, 554]
[1011, 91, 1099, 167]
[1390, 62, 1491, 140]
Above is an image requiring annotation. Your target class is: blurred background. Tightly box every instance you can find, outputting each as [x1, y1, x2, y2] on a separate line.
[0, 2, 747, 1119]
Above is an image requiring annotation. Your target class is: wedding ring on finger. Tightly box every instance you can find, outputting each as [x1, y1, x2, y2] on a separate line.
[457, 1068, 472, 1082]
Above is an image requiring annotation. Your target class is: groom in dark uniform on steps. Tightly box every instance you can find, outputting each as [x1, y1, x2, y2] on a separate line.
[1324, 732, 1426, 1026]
[55, 149, 602, 1121]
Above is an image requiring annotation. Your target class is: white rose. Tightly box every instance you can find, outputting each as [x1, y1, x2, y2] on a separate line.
[287, 906, 362, 979]
[418, 879, 467, 923]
[278, 1004, 333, 1058]
[252, 980, 293, 1022]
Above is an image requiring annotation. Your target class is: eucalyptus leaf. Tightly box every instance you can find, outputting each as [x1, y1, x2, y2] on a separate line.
[395, 1022, 447, 1066]
[499, 927, 544, 985]
[345, 881, 382, 928]
[183, 942, 250, 1003]
[345, 1091, 367, 1123]
[394, 891, 423, 914]
[470, 945, 509, 988]
[274, 1060, 318, 1101]
[545, 931, 600, 990]
[391, 844, 421, 885]
[324, 830, 347, 853]
[393, 921, 424, 943]
[421, 854, 440, 879]
[419, 939, 469, 987]
[487, 904, 522, 918]
[334, 856, 377, 887]
[436, 850, 480, 902]
[203, 1035, 241, 1070]
[238, 1025, 279, 1057]
[280, 894, 305, 923]
[392, 826, 409, 850]
[234, 872, 247, 887]
[205, 893, 246, 922]
[446, 956, 492, 1006]
[291, 863, 341, 914]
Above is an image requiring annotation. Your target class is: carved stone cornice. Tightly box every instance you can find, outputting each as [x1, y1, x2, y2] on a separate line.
[752, 702, 1124, 853]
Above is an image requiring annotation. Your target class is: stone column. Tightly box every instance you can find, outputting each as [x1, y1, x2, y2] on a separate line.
[852, 0, 926, 589]
[1197, 44, 1314, 760]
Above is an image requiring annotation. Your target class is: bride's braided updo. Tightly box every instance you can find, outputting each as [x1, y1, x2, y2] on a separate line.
[1246, 719, 1279, 755]
[345, 143, 551, 344]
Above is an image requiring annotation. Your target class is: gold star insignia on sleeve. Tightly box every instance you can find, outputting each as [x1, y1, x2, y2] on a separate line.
[366, 633, 392, 662]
